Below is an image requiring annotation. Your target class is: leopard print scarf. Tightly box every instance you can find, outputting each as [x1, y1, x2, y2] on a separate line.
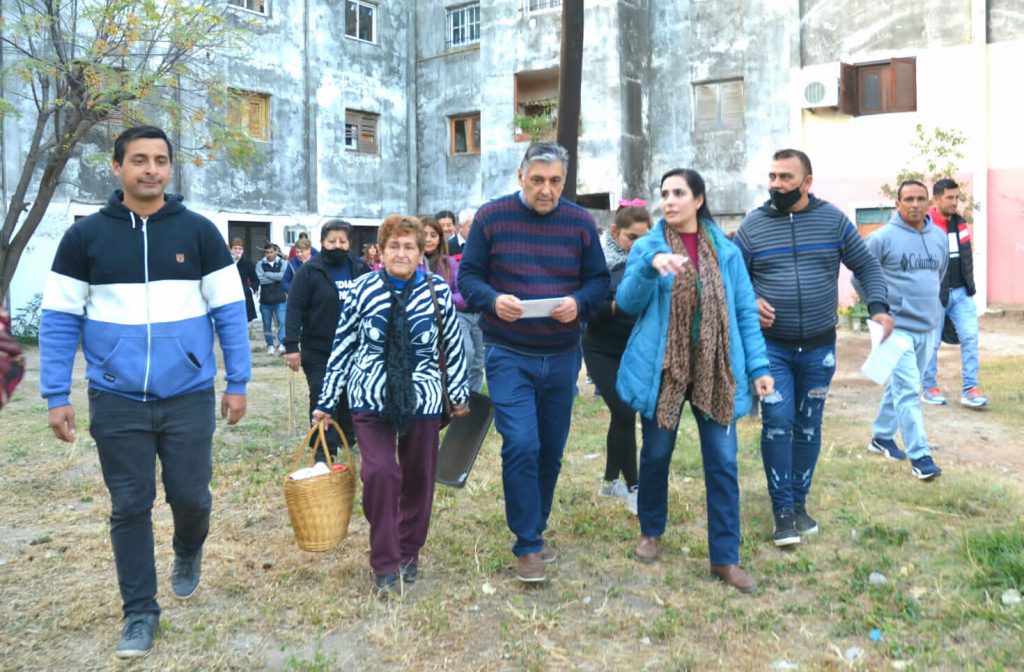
[655, 224, 735, 429]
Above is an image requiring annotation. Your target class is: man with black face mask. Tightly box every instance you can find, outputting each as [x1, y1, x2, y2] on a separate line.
[735, 149, 892, 548]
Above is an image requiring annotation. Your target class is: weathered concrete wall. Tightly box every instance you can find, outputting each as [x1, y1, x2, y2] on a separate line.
[617, 0, 652, 201]
[800, 0, 971, 66]
[988, 0, 1024, 43]
[187, 0, 310, 216]
[414, 1, 483, 214]
[648, 0, 795, 219]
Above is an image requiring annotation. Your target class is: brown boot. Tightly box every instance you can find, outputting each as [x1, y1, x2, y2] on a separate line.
[516, 552, 546, 583]
[540, 541, 557, 563]
[710, 564, 758, 593]
[636, 535, 659, 564]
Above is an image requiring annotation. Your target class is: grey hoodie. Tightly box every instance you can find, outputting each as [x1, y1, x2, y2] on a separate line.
[857, 213, 948, 333]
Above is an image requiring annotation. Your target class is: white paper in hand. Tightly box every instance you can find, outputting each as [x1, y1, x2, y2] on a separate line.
[519, 297, 567, 319]
[861, 320, 911, 385]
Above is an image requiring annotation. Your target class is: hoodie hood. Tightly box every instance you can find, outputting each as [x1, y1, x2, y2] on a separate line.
[100, 190, 186, 226]
[756, 192, 827, 218]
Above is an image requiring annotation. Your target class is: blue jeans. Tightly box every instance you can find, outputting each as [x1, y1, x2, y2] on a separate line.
[88, 388, 215, 618]
[759, 342, 836, 514]
[923, 287, 979, 393]
[637, 408, 741, 566]
[485, 344, 581, 557]
[457, 311, 485, 393]
[260, 302, 286, 346]
[872, 329, 934, 460]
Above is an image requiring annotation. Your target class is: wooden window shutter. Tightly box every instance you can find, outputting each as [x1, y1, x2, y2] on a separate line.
[720, 81, 745, 128]
[890, 58, 917, 113]
[693, 84, 718, 131]
[358, 113, 377, 154]
[839, 63, 857, 115]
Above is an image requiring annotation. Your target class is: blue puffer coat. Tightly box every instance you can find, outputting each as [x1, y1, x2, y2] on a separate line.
[615, 219, 770, 423]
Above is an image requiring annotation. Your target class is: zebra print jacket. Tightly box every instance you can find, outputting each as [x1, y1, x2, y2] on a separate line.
[316, 269, 469, 418]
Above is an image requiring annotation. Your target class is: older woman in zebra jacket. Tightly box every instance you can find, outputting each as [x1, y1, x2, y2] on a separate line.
[313, 214, 469, 595]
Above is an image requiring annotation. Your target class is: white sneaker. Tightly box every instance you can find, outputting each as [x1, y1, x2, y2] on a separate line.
[266, 345, 275, 356]
[625, 486, 638, 515]
[277, 344, 286, 355]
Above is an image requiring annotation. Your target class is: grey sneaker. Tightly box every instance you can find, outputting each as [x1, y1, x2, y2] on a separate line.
[794, 504, 818, 535]
[171, 549, 202, 600]
[773, 510, 801, 547]
[115, 613, 158, 659]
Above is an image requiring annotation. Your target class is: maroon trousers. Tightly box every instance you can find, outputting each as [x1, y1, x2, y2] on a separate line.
[352, 412, 440, 576]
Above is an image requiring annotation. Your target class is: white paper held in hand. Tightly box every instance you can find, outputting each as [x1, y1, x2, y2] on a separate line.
[518, 297, 567, 319]
[861, 320, 912, 385]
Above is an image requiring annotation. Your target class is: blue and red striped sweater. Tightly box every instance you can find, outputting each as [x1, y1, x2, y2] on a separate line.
[457, 193, 610, 355]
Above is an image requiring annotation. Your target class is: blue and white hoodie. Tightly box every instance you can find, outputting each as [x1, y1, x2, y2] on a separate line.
[39, 190, 251, 408]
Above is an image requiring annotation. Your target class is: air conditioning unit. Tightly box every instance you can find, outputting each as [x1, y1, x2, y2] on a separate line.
[798, 63, 841, 109]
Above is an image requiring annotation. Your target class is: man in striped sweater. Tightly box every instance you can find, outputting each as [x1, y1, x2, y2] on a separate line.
[458, 142, 610, 583]
[39, 126, 251, 658]
[735, 149, 891, 547]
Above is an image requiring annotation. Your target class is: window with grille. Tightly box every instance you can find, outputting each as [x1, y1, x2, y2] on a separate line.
[450, 113, 481, 155]
[345, 110, 379, 154]
[526, 0, 561, 13]
[693, 79, 745, 131]
[228, 90, 271, 142]
[228, 0, 266, 14]
[345, 0, 377, 43]
[447, 3, 480, 49]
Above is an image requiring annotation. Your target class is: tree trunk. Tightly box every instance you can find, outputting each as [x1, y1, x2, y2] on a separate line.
[556, 0, 585, 203]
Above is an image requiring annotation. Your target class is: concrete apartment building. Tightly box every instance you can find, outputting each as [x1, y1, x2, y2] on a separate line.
[3, 0, 1024, 317]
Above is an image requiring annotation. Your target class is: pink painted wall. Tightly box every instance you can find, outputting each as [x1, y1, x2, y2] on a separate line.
[987, 169, 1024, 306]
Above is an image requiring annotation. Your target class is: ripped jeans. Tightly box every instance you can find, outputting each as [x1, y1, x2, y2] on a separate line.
[759, 341, 836, 514]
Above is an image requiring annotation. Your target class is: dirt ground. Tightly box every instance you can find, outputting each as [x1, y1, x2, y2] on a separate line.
[826, 312, 1024, 476]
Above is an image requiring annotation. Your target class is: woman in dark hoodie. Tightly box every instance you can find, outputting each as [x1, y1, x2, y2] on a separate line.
[283, 220, 362, 455]
[582, 200, 651, 514]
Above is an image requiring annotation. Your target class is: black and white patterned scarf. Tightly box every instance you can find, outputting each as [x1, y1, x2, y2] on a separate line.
[379, 271, 417, 436]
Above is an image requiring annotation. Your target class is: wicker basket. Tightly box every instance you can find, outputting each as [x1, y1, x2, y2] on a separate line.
[284, 420, 356, 552]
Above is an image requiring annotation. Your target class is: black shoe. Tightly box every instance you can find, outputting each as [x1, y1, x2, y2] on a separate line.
[171, 549, 203, 600]
[794, 504, 818, 535]
[773, 510, 801, 547]
[115, 613, 159, 659]
[400, 561, 418, 584]
[374, 572, 401, 596]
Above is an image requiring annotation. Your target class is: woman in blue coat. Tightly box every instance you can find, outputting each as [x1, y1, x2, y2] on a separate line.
[616, 168, 774, 593]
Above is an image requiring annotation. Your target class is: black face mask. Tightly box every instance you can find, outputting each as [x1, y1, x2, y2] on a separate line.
[321, 248, 348, 266]
[769, 179, 806, 211]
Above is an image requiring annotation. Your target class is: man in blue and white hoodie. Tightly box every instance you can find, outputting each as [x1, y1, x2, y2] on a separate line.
[39, 126, 251, 658]
[857, 180, 948, 481]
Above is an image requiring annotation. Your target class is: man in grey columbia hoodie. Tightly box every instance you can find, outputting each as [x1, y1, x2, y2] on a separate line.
[858, 180, 948, 480]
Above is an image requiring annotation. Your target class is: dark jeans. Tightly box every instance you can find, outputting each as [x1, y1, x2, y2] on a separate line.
[582, 346, 638, 487]
[637, 406, 741, 566]
[485, 344, 581, 557]
[88, 387, 215, 618]
[759, 341, 836, 514]
[301, 351, 356, 459]
[352, 412, 440, 576]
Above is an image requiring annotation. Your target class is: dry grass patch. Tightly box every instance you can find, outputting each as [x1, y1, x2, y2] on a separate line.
[0, 344, 1022, 670]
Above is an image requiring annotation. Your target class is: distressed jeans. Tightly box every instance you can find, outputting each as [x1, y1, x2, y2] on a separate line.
[922, 287, 980, 393]
[485, 344, 581, 557]
[872, 329, 934, 461]
[637, 408, 741, 566]
[759, 341, 836, 514]
[88, 388, 215, 618]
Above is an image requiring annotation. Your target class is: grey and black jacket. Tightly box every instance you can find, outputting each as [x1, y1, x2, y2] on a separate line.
[735, 194, 889, 349]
